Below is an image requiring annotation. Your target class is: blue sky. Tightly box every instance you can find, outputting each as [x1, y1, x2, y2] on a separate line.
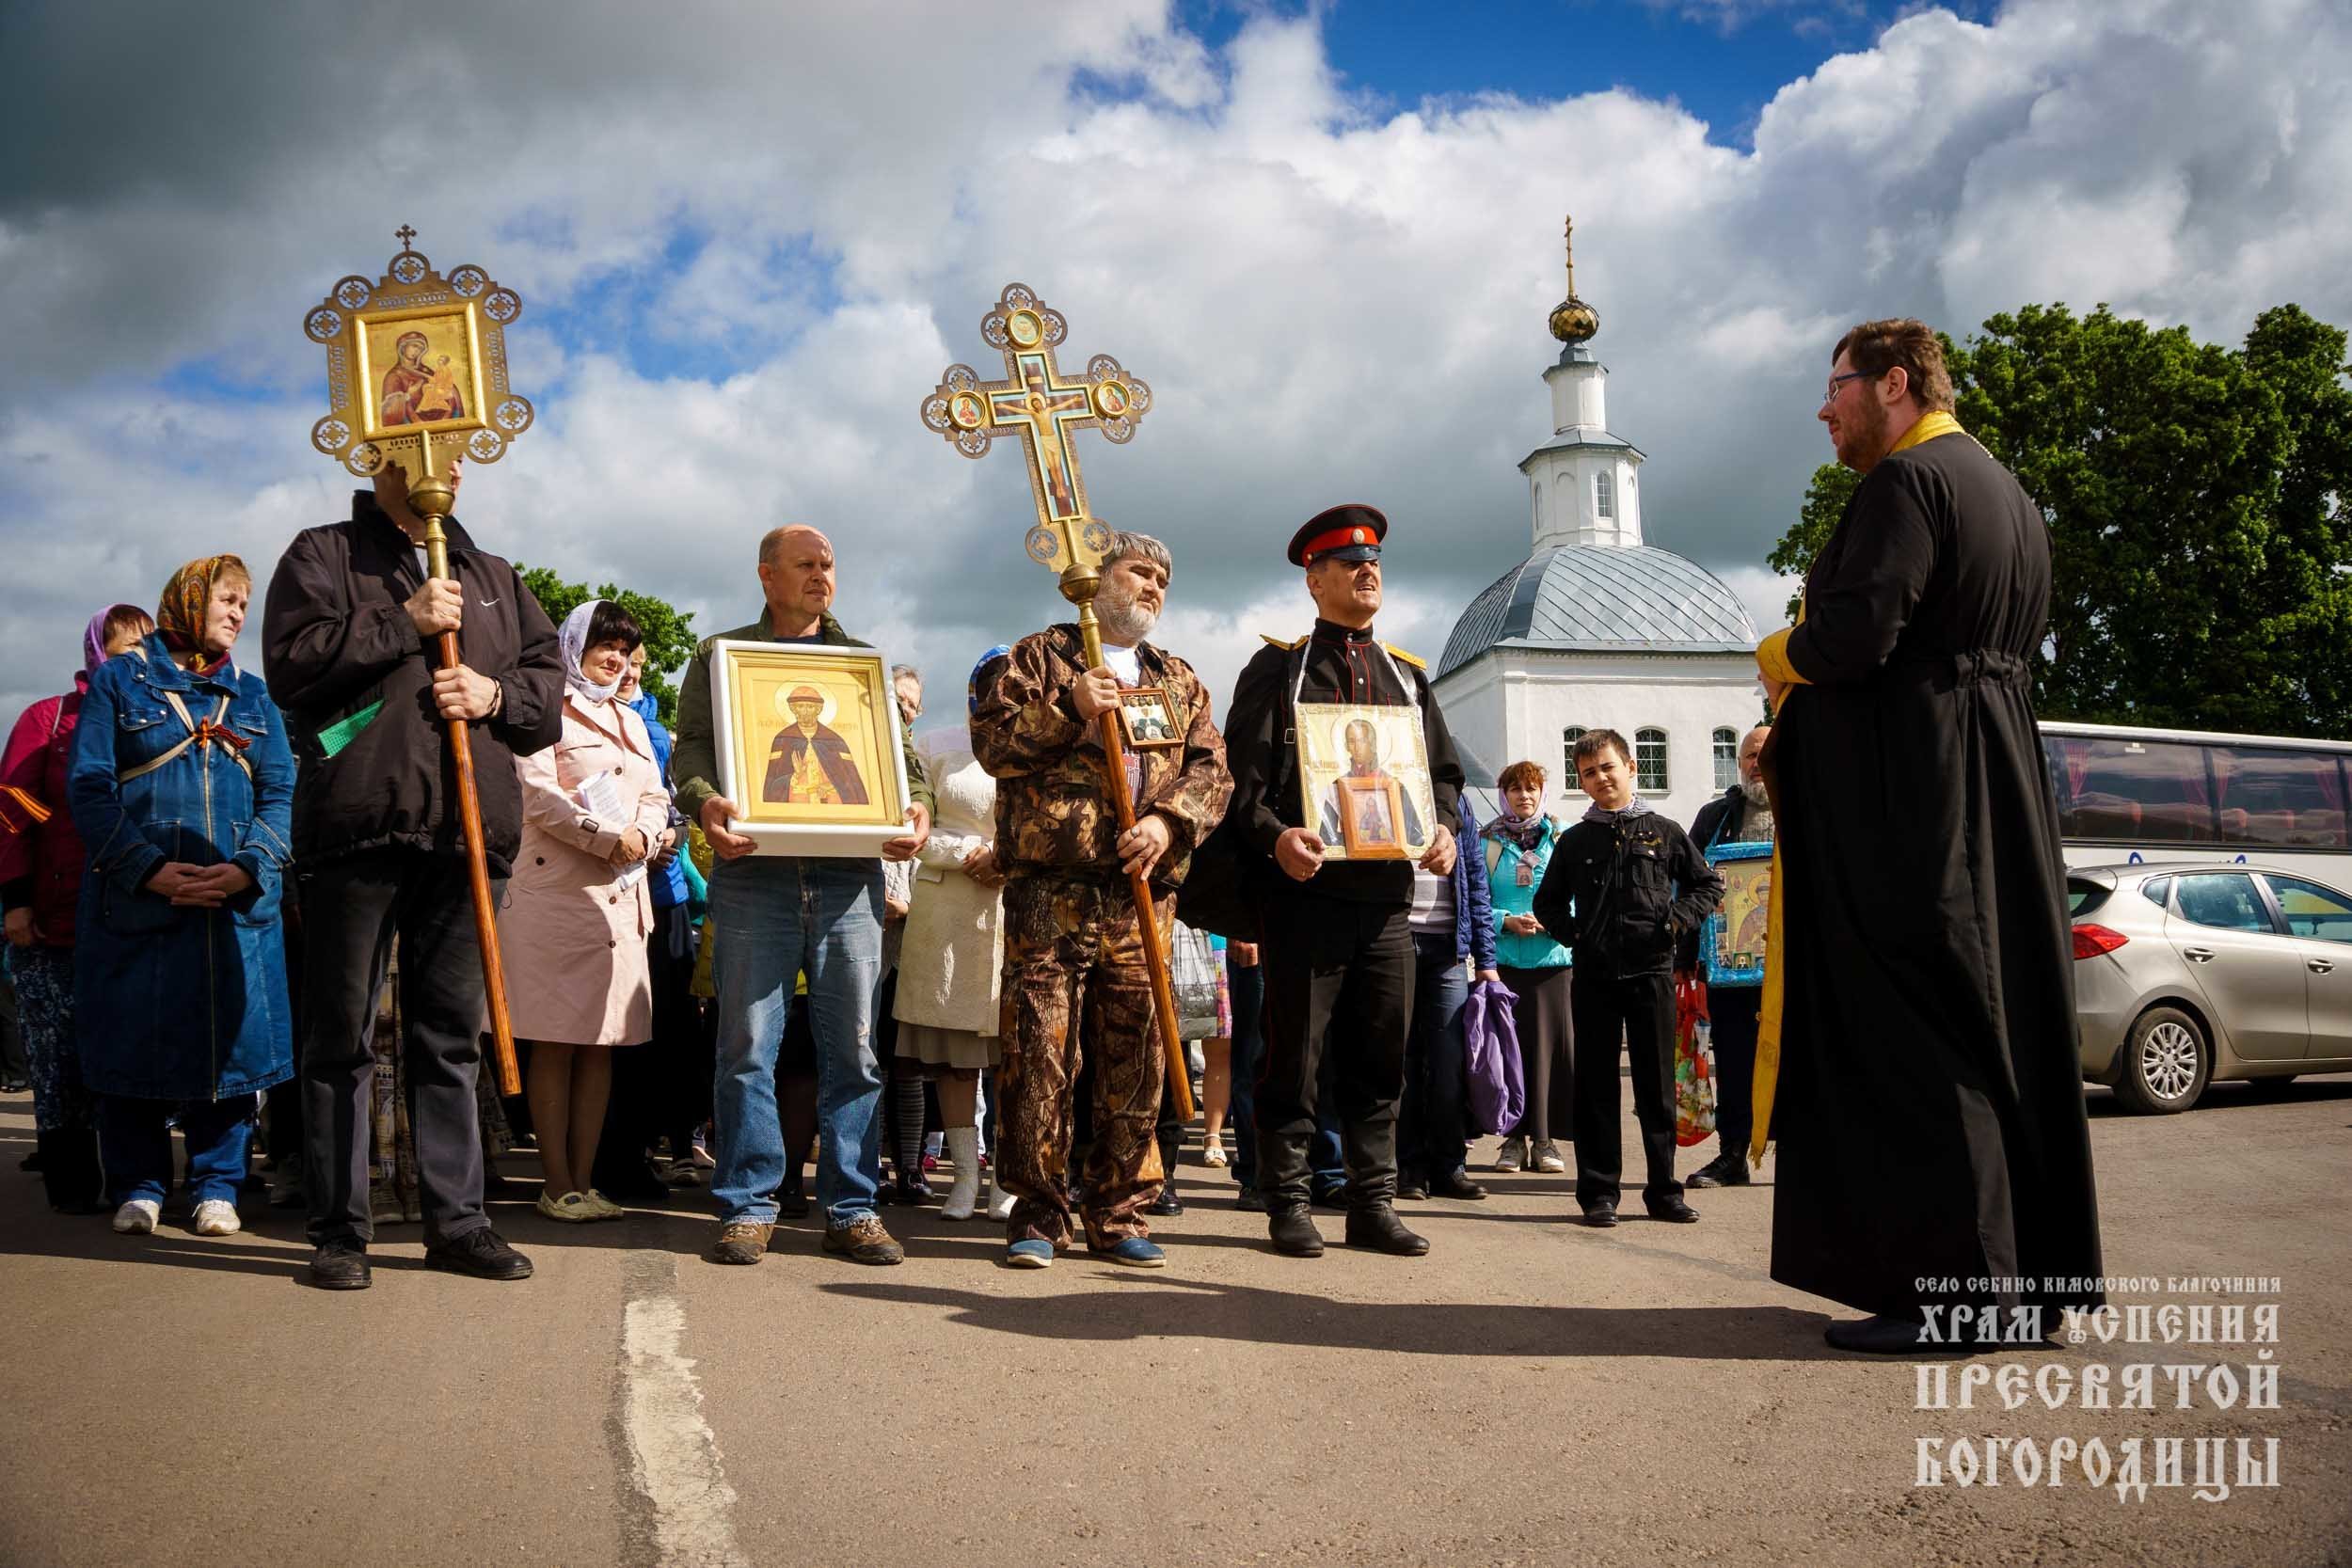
[1187, 0, 1948, 146]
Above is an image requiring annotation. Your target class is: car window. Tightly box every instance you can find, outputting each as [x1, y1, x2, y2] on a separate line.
[2139, 875, 2171, 910]
[2262, 875, 2352, 945]
[2068, 879, 2109, 916]
[2172, 873, 2274, 934]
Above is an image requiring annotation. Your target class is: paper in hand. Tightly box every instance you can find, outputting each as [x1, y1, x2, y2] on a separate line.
[579, 769, 649, 889]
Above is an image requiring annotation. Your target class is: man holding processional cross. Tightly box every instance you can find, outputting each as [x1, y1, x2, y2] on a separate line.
[920, 284, 1221, 1268]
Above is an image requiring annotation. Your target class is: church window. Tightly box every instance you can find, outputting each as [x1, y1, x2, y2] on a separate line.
[1635, 727, 1669, 792]
[1562, 726, 1586, 782]
[1595, 470, 1615, 520]
[1713, 728, 1739, 790]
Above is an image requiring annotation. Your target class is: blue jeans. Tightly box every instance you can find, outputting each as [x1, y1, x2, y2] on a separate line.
[98, 1092, 257, 1206]
[709, 856, 886, 1227]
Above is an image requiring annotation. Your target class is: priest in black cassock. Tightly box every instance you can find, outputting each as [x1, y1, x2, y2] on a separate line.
[1755, 318, 2103, 1354]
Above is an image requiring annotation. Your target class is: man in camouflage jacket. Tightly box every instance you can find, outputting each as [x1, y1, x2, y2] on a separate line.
[969, 531, 1232, 1267]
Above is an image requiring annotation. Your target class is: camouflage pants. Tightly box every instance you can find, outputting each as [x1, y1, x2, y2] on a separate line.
[996, 876, 1171, 1250]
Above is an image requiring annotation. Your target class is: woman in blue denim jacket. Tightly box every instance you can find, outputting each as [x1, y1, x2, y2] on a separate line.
[1482, 759, 1574, 1175]
[68, 556, 296, 1239]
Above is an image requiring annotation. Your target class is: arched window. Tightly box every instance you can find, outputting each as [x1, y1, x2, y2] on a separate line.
[1635, 727, 1670, 793]
[1562, 725, 1586, 784]
[1595, 469, 1615, 520]
[1713, 727, 1740, 790]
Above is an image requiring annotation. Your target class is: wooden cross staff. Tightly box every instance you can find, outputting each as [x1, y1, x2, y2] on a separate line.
[919, 284, 1192, 1119]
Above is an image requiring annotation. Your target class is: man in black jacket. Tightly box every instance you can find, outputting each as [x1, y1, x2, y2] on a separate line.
[1221, 504, 1465, 1260]
[1677, 722, 1772, 1189]
[262, 457, 563, 1291]
[1533, 729, 1723, 1227]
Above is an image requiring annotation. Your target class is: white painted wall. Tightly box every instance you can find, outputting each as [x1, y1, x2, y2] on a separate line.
[1435, 647, 1765, 826]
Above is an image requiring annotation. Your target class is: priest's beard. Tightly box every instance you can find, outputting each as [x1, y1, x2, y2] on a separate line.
[1837, 392, 1893, 471]
[1095, 580, 1160, 647]
[1741, 779, 1771, 810]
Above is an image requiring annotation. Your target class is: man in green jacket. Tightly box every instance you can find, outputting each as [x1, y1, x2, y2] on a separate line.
[672, 524, 933, 1267]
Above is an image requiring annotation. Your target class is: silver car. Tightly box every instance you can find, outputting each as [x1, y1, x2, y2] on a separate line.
[2070, 861, 2352, 1112]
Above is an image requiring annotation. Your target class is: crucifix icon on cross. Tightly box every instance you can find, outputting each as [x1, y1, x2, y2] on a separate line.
[918, 282, 1151, 574]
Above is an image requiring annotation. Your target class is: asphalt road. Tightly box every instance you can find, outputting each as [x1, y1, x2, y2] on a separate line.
[3, 1076, 2348, 1568]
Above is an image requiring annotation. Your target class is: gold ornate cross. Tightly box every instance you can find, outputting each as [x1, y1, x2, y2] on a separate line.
[395, 223, 419, 249]
[918, 283, 1152, 576]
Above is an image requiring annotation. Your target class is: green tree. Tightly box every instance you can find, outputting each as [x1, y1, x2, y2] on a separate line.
[1764, 304, 2352, 737]
[515, 566, 698, 725]
[1764, 463, 1858, 622]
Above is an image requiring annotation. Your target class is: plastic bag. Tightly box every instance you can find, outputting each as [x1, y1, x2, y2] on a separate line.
[1464, 977, 1527, 1136]
[1675, 973, 1717, 1147]
[1170, 922, 1222, 1040]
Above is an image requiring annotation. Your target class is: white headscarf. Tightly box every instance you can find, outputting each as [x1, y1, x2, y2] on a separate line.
[560, 599, 624, 705]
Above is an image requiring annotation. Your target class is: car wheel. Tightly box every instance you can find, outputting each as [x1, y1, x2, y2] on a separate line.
[2113, 1006, 2210, 1115]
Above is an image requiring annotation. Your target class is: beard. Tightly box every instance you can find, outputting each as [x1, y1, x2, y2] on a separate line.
[1836, 393, 1893, 471]
[1741, 777, 1771, 808]
[1095, 578, 1160, 646]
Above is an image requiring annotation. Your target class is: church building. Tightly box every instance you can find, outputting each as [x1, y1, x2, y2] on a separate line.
[1433, 222, 1764, 824]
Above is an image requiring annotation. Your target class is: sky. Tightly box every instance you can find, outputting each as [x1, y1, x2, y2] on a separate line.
[4, 0, 2348, 731]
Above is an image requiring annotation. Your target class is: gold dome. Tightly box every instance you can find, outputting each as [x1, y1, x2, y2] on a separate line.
[1548, 214, 1598, 344]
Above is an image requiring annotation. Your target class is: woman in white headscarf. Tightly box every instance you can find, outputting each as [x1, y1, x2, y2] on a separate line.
[499, 599, 673, 1222]
[889, 648, 1010, 1220]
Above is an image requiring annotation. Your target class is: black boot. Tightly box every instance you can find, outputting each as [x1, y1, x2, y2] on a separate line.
[1343, 1204, 1430, 1256]
[39, 1126, 107, 1214]
[1266, 1203, 1326, 1258]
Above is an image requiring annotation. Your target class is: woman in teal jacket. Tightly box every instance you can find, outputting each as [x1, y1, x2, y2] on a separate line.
[1482, 759, 1573, 1174]
[68, 556, 295, 1238]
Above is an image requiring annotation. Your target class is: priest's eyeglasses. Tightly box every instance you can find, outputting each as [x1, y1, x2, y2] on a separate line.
[1820, 371, 1870, 406]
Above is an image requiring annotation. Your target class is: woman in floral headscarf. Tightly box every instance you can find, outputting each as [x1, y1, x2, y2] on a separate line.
[495, 599, 673, 1223]
[69, 556, 296, 1238]
[1, 602, 154, 1212]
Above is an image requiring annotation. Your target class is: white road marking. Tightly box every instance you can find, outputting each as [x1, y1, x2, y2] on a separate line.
[621, 1295, 748, 1568]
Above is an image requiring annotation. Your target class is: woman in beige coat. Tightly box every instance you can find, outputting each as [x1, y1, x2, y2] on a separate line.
[502, 600, 673, 1223]
[891, 656, 1009, 1219]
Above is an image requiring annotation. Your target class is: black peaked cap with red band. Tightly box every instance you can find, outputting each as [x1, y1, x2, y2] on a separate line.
[1288, 503, 1388, 568]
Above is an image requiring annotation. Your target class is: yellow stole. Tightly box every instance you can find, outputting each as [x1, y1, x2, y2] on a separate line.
[1746, 409, 1963, 1164]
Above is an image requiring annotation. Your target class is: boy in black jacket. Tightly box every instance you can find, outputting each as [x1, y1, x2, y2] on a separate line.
[1532, 729, 1724, 1227]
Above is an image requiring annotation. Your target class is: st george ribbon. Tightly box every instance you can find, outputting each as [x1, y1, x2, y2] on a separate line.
[303, 227, 535, 1096]
[916, 285, 1191, 1117]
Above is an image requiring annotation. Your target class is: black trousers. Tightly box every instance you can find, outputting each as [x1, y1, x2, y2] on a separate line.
[1704, 981, 1759, 1156]
[1568, 968, 1681, 1208]
[300, 850, 497, 1248]
[1254, 892, 1413, 1210]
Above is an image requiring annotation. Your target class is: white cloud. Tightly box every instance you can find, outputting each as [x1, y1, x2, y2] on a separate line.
[3, 0, 2349, 734]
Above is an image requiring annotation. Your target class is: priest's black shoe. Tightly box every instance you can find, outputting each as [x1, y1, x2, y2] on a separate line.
[307, 1241, 372, 1291]
[1581, 1200, 1619, 1227]
[1394, 1170, 1430, 1201]
[1267, 1204, 1326, 1258]
[1645, 1195, 1699, 1223]
[425, 1227, 534, 1281]
[1823, 1313, 1966, 1355]
[1683, 1151, 1750, 1188]
[1146, 1183, 1184, 1217]
[1431, 1168, 1487, 1201]
[1343, 1205, 1430, 1256]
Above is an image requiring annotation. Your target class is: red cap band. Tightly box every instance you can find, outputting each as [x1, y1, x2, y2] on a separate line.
[1301, 525, 1377, 561]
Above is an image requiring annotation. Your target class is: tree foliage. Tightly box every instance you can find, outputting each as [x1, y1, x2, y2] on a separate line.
[1764, 304, 2352, 737]
[1765, 464, 1858, 622]
[514, 566, 698, 724]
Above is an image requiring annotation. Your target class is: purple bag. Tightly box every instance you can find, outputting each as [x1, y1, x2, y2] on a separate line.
[1464, 978, 1526, 1136]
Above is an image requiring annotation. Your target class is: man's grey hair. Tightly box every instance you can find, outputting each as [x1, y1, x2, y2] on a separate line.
[1104, 530, 1171, 581]
[757, 523, 830, 567]
[890, 664, 920, 687]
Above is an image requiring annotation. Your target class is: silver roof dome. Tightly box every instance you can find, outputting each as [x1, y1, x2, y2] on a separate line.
[1437, 545, 1760, 679]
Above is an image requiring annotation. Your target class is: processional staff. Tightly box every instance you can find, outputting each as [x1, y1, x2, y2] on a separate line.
[917, 285, 1194, 1119]
[301, 227, 538, 1096]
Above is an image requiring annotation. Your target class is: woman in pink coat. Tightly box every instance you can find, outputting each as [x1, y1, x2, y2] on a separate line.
[501, 599, 674, 1222]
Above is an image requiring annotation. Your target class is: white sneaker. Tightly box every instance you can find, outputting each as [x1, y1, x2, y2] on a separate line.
[191, 1199, 242, 1236]
[112, 1199, 162, 1234]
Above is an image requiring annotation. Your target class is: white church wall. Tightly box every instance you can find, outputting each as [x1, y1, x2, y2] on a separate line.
[1437, 649, 1764, 827]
